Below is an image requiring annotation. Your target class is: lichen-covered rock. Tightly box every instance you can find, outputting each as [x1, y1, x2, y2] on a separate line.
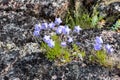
[0, 0, 120, 80]
[0, 0, 69, 46]
[0, 0, 69, 18]
[99, 0, 120, 15]
[0, 52, 118, 80]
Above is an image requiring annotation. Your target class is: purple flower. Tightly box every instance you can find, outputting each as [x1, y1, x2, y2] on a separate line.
[33, 30, 40, 36]
[94, 43, 102, 51]
[56, 25, 64, 34]
[34, 24, 41, 31]
[73, 26, 82, 33]
[41, 22, 48, 30]
[48, 22, 55, 29]
[76, 42, 81, 45]
[62, 26, 71, 35]
[68, 37, 73, 43]
[61, 41, 67, 47]
[47, 39, 55, 48]
[95, 36, 103, 44]
[43, 35, 50, 43]
[43, 35, 55, 48]
[54, 17, 62, 25]
[105, 44, 113, 54]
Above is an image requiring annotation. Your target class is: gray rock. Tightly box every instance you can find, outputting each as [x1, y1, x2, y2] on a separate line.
[0, 0, 69, 18]
[0, 0, 120, 80]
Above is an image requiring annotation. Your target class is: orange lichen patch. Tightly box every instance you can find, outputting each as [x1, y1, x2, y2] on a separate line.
[98, 19, 106, 27]
[117, 29, 120, 32]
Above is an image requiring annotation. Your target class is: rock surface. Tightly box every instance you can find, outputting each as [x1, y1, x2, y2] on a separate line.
[0, 52, 118, 80]
[0, 0, 69, 18]
[0, 0, 120, 80]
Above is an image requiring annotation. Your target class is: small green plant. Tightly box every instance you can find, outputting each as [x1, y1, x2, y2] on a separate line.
[96, 50, 107, 66]
[89, 36, 114, 67]
[41, 35, 70, 62]
[111, 19, 120, 31]
[65, 7, 92, 29]
[65, 1, 105, 29]
[89, 50, 106, 65]
[91, 4, 105, 28]
[89, 50, 114, 67]
[72, 44, 86, 59]
[41, 35, 86, 64]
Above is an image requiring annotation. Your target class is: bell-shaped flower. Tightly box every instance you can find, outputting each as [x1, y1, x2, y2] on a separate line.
[56, 25, 64, 34]
[47, 39, 55, 48]
[76, 42, 81, 45]
[62, 26, 71, 35]
[61, 41, 67, 47]
[33, 30, 40, 36]
[68, 37, 73, 43]
[94, 43, 102, 51]
[34, 24, 41, 31]
[41, 22, 48, 30]
[43, 35, 50, 43]
[54, 17, 62, 25]
[105, 44, 114, 54]
[48, 22, 55, 29]
[73, 26, 82, 33]
[95, 36, 103, 44]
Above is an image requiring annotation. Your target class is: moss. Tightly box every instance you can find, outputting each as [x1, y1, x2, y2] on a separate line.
[89, 50, 114, 68]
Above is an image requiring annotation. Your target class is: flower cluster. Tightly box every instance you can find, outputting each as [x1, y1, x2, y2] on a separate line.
[94, 36, 113, 54]
[33, 17, 82, 48]
[33, 18, 114, 53]
[33, 17, 114, 63]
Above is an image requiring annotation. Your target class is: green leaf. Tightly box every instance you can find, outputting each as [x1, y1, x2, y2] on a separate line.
[111, 19, 120, 31]
[91, 15, 98, 26]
